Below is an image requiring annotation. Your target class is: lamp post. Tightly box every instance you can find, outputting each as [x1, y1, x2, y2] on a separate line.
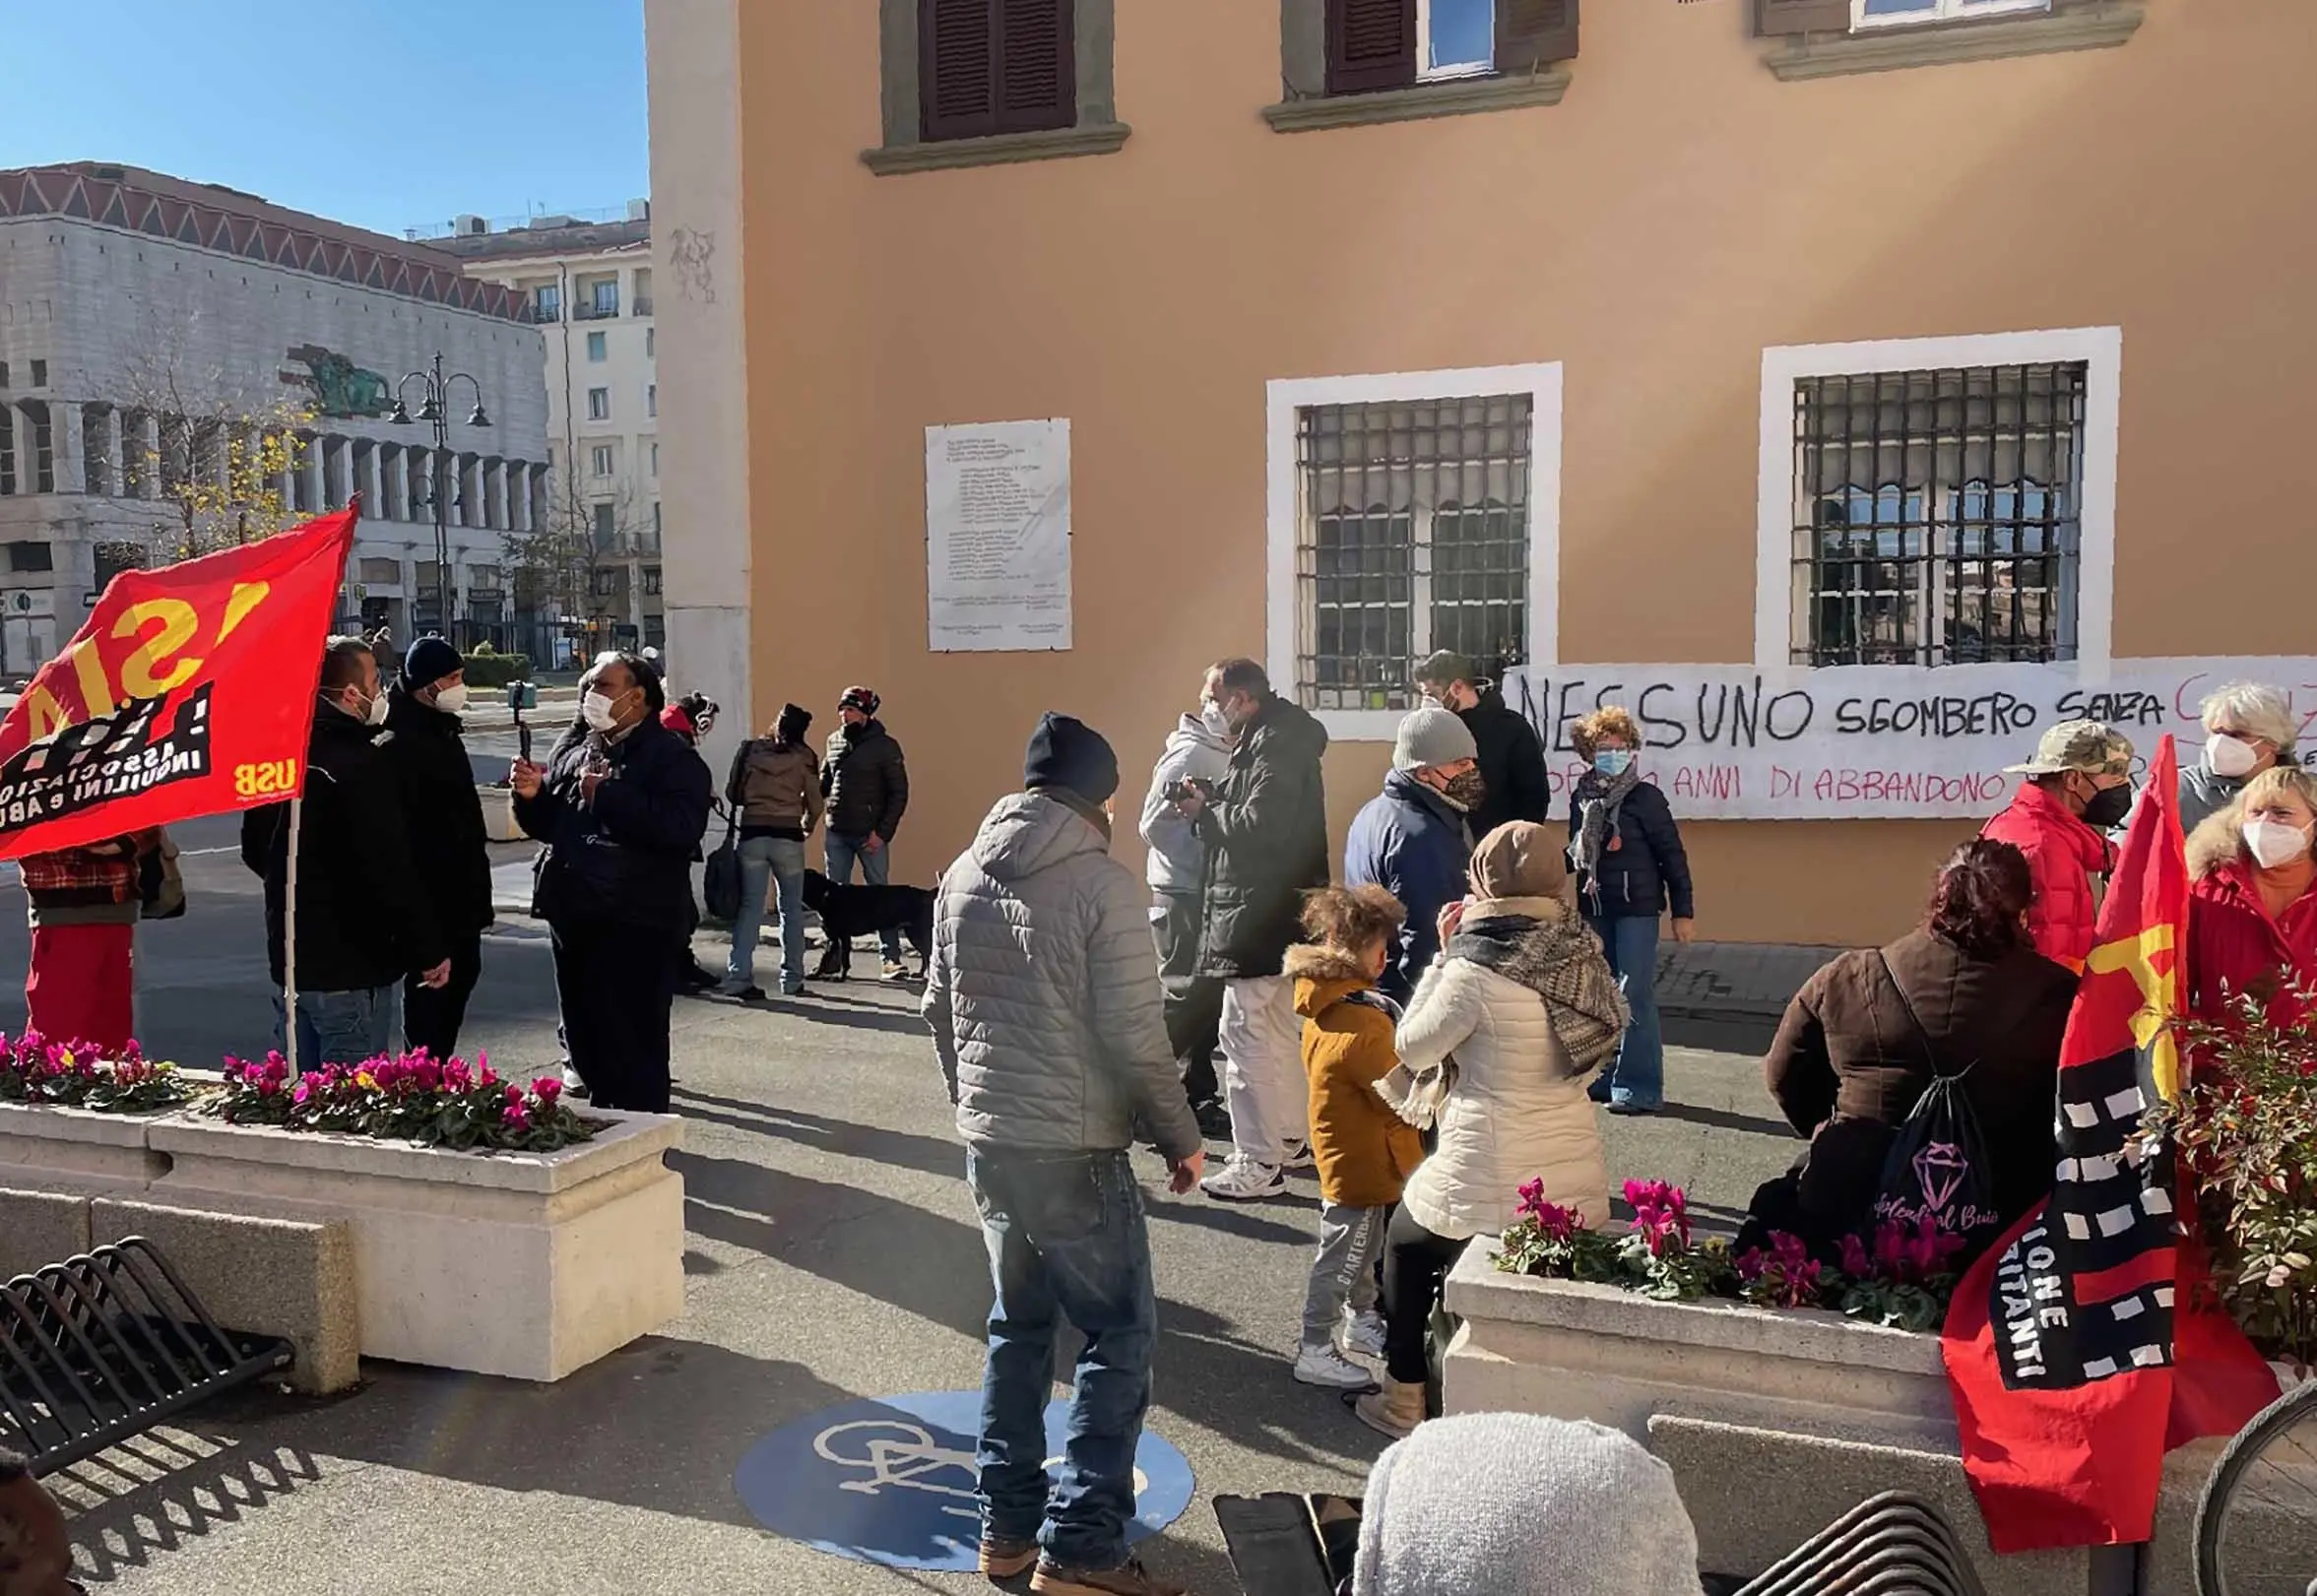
[386, 354, 490, 645]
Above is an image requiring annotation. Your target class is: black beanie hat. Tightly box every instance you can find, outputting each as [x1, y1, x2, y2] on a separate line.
[1024, 713, 1120, 805]
[775, 702, 812, 744]
[401, 635, 462, 692]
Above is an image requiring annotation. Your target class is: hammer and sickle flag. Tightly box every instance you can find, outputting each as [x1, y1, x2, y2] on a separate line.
[0, 506, 358, 862]
[1941, 734, 2280, 1552]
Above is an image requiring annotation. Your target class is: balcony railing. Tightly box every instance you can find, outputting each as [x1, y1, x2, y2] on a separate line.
[573, 301, 618, 322]
[632, 296, 653, 317]
[531, 303, 561, 324]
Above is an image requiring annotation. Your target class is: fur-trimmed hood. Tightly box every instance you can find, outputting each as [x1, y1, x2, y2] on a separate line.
[1288, 942, 1388, 1021]
[2187, 803, 2253, 881]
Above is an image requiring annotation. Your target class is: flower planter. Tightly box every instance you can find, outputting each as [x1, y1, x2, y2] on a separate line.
[0, 1099, 172, 1189]
[144, 1108, 684, 1383]
[1443, 1246, 2084, 1596]
[0, 1096, 684, 1383]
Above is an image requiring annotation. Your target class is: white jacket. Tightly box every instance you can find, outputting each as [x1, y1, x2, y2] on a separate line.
[1137, 713, 1232, 894]
[1382, 905, 1613, 1241]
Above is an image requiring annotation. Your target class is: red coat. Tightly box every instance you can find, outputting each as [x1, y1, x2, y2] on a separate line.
[1981, 782, 2111, 973]
[2187, 857, 2317, 1029]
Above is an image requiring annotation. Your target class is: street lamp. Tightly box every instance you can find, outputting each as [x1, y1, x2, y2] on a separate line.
[386, 353, 490, 646]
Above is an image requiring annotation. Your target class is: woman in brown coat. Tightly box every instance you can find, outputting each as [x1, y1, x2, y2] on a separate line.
[1753, 840, 2076, 1254]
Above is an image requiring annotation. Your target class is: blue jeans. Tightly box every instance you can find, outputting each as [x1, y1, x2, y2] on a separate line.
[272, 984, 397, 1067]
[967, 1148, 1156, 1570]
[724, 836, 807, 991]
[826, 831, 901, 961]
[1585, 915, 1664, 1110]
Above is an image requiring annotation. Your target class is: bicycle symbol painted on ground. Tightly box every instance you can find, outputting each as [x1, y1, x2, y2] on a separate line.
[811, 1419, 1152, 1524]
[736, 1391, 1195, 1571]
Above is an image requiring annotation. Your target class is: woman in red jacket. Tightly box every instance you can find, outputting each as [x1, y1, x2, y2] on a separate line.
[1980, 719, 2137, 972]
[2186, 764, 2317, 1028]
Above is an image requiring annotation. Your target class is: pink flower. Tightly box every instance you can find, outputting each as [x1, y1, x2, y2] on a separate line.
[1839, 1233, 1871, 1278]
[503, 1100, 532, 1132]
[532, 1077, 562, 1109]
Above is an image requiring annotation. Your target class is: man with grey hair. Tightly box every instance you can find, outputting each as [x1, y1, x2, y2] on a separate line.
[2177, 680, 2301, 832]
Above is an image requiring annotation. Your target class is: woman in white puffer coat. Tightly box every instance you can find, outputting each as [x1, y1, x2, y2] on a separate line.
[1354, 820, 1627, 1439]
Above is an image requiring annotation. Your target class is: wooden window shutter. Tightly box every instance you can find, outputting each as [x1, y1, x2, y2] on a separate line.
[1326, 0, 1416, 96]
[996, 0, 1075, 134]
[922, 0, 998, 140]
[1496, 0, 1578, 72]
[1756, 0, 1852, 35]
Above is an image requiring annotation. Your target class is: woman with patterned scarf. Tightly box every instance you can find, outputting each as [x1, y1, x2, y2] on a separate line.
[1566, 705, 1695, 1116]
[1355, 820, 1628, 1439]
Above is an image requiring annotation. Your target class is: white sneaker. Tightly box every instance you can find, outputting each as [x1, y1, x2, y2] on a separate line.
[560, 1065, 589, 1100]
[1199, 1156, 1286, 1202]
[1280, 1139, 1316, 1172]
[1293, 1342, 1378, 1390]
[880, 959, 910, 983]
[1341, 1310, 1387, 1359]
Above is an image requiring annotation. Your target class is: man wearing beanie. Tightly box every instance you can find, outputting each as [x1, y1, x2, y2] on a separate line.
[924, 712, 1203, 1596]
[1344, 706, 1482, 1004]
[383, 635, 492, 1059]
[821, 685, 912, 979]
[1414, 650, 1552, 836]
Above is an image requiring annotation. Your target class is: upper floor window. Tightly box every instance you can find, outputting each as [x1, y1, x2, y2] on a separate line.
[587, 388, 611, 421]
[869, 0, 1125, 173]
[1855, 0, 2046, 25]
[645, 328, 655, 359]
[646, 384, 658, 418]
[591, 444, 615, 478]
[1320, 0, 1576, 96]
[592, 280, 619, 318]
[28, 361, 45, 389]
[587, 332, 608, 363]
[650, 442, 660, 477]
[534, 285, 561, 323]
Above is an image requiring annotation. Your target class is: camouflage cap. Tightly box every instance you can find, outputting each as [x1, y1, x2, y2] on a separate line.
[2004, 719, 2136, 777]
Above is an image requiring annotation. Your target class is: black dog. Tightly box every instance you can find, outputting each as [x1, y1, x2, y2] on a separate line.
[803, 868, 934, 981]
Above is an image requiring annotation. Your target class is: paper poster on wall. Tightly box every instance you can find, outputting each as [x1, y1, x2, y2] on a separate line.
[926, 418, 1070, 653]
[1499, 658, 2317, 821]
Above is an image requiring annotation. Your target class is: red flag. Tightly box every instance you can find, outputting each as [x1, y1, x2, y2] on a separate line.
[0, 507, 359, 862]
[1942, 734, 2280, 1551]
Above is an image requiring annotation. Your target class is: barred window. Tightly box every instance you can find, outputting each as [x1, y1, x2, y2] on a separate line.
[1790, 362, 2087, 668]
[1294, 393, 1531, 712]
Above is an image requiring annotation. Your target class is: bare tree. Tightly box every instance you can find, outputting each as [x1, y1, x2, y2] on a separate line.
[113, 310, 320, 559]
[503, 451, 654, 664]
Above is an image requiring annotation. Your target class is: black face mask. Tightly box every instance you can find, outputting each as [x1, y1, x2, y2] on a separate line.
[2080, 782, 2133, 830]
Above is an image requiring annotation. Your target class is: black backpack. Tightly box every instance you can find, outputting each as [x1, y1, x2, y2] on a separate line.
[1867, 952, 2005, 1253]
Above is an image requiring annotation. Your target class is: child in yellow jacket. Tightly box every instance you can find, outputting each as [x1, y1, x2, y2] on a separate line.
[1283, 884, 1426, 1389]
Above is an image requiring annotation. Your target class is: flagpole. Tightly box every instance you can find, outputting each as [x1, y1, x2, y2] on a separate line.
[283, 794, 301, 1076]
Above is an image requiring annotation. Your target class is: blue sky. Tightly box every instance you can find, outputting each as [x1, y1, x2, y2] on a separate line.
[0, 0, 649, 239]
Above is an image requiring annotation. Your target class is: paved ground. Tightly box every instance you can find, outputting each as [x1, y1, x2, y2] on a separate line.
[1, 734, 1817, 1595]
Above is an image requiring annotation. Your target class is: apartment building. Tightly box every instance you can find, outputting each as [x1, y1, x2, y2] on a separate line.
[646, 0, 2312, 944]
[446, 211, 662, 666]
[0, 162, 550, 667]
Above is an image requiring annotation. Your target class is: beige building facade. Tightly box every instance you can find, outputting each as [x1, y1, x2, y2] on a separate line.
[647, 0, 2313, 946]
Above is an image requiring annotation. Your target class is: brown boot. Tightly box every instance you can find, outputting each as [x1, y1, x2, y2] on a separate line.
[981, 1533, 1039, 1581]
[1353, 1377, 1427, 1439]
[1029, 1555, 1190, 1596]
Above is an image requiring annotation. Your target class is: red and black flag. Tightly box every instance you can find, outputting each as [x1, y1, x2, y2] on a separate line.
[1942, 734, 2279, 1551]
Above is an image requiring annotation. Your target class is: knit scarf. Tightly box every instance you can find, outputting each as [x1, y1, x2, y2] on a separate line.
[1448, 911, 1630, 1076]
[1568, 764, 1641, 912]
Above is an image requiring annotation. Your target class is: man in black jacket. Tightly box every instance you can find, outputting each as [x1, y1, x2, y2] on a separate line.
[242, 637, 449, 1066]
[1174, 658, 1330, 1202]
[511, 652, 711, 1113]
[1415, 650, 1552, 835]
[820, 684, 911, 979]
[383, 635, 492, 1061]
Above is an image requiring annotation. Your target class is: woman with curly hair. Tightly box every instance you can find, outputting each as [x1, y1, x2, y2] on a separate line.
[1752, 839, 2076, 1253]
[1565, 705, 1694, 1115]
[2184, 763, 2317, 1028]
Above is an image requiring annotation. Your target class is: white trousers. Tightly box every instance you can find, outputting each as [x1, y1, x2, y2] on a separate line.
[1219, 974, 1307, 1164]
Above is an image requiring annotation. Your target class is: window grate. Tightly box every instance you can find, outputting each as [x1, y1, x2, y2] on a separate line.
[1295, 393, 1531, 712]
[1790, 362, 2087, 668]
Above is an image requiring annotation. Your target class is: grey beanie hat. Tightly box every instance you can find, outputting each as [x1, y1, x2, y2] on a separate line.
[1392, 705, 1479, 774]
[1354, 1414, 1706, 1596]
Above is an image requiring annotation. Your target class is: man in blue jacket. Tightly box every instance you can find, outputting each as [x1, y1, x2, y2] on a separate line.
[1344, 707, 1482, 1004]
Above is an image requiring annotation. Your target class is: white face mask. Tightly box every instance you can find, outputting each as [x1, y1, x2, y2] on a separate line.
[2243, 816, 2312, 870]
[2206, 733, 2262, 780]
[433, 683, 470, 716]
[1199, 700, 1233, 739]
[581, 691, 621, 733]
[367, 689, 391, 727]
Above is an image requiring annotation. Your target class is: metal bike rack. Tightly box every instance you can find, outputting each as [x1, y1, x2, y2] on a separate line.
[1733, 1491, 1992, 1596]
[0, 1238, 294, 1475]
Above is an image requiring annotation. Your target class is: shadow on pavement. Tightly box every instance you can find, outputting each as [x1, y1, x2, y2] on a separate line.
[56, 1433, 323, 1583]
[1652, 1101, 1799, 1140]
[672, 1088, 962, 1181]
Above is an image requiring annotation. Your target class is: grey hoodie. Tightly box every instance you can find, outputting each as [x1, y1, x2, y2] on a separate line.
[925, 792, 1202, 1163]
[1138, 712, 1232, 894]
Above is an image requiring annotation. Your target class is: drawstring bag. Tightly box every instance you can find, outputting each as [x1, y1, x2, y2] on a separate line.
[702, 804, 743, 923]
[1868, 952, 2003, 1252]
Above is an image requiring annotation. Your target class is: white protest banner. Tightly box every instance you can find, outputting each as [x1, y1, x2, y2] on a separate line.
[1500, 659, 2317, 820]
[925, 418, 1071, 652]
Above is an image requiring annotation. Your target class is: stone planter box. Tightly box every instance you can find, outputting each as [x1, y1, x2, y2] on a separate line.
[0, 1098, 684, 1383]
[0, 1099, 170, 1189]
[480, 783, 522, 842]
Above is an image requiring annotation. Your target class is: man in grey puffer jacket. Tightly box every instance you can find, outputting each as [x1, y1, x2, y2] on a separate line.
[924, 712, 1203, 1596]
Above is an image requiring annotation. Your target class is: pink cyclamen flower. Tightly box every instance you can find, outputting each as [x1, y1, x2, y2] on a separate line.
[533, 1077, 563, 1109]
[1515, 1178, 1547, 1219]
